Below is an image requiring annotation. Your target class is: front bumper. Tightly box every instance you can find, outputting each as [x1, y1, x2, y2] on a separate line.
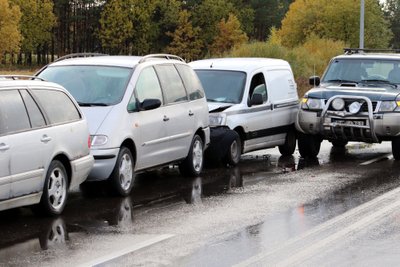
[205, 126, 239, 163]
[296, 95, 400, 142]
[87, 148, 120, 181]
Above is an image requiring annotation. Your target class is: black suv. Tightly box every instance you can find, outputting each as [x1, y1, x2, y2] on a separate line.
[296, 48, 400, 159]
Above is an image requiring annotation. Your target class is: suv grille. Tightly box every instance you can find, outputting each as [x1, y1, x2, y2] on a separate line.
[326, 100, 377, 112]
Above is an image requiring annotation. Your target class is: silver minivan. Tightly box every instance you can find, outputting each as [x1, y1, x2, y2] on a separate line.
[0, 77, 94, 215]
[37, 54, 210, 196]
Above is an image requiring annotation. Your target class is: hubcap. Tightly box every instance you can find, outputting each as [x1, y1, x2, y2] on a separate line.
[230, 140, 239, 160]
[192, 139, 203, 172]
[119, 153, 133, 191]
[48, 167, 67, 211]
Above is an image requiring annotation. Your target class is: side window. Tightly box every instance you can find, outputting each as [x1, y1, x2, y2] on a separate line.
[175, 64, 204, 100]
[0, 90, 31, 135]
[20, 90, 46, 128]
[32, 89, 81, 124]
[129, 67, 163, 110]
[154, 64, 188, 104]
[248, 72, 267, 105]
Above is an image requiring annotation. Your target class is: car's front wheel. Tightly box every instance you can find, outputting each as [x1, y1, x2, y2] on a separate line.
[39, 160, 68, 216]
[298, 133, 322, 158]
[392, 137, 400, 160]
[110, 147, 135, 196]
[179, 135, 204, 176]
[223, 136, 241, 166]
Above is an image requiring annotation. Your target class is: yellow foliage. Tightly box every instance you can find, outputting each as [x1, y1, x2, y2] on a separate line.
[0, 0, 22, 60]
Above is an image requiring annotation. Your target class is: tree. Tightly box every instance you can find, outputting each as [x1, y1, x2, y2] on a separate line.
[277, 0, 392, 48]
[98, 0, 133, 54]
[166, 10, 203, 61]
[11, 0, 56, 64]
[383, 0, 400, 48]
[0, 0, 21, 61]
[211, 14, 248, 56]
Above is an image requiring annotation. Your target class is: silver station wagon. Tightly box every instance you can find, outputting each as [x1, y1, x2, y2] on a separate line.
[0, 77, 94, 215]
[37, 54, 210, 196]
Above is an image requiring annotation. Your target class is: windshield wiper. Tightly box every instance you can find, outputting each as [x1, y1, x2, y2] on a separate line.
[360, 79, 398, 88]
[78, 102, 109, 106]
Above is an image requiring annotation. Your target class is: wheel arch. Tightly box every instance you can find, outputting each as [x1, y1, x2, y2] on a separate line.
[52, 154, 72, 188]
[121, 138, 137, 163]
[233, 126, 245, 153]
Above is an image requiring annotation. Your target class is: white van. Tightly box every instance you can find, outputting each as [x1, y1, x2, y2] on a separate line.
[190, 58, 299, 165]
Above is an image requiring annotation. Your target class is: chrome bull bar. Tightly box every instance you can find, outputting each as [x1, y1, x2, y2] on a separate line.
[321, 95, 379, 142]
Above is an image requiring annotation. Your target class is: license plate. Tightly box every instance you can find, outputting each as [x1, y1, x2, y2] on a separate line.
[332, 119, 365, 126]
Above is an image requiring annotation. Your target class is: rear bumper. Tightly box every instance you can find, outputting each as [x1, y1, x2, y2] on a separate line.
[70, 154, 94, 189]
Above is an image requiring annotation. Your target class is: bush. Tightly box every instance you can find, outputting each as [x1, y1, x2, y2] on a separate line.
[228, 35, 346, 97]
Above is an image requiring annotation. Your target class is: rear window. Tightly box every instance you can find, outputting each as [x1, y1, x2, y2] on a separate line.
[175, 64, 204, 101]
[0, 90, 31, 135]
[32, 89, 81, 125]
[37, 65, 132, 106]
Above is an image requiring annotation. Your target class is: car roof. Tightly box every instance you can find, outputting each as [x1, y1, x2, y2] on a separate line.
[189, 58, 290, 73]
[0, 79, 64, 90]
[47, 55, 186, 68]
[335, 53, 400, 60]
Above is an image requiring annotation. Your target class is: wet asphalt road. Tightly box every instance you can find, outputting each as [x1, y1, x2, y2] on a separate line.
[1, 141, 400, 266]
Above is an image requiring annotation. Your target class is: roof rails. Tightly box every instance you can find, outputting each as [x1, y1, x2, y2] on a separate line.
[344, 48, 400, 55]
[0, 75, 45, 81]
[54, 52, 108, 63]
[139, 54, 185, 64]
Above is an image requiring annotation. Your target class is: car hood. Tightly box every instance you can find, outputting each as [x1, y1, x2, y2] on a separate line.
[208, 102, 233, 113]
[306, 84, 400, 101]
[80, 106, 114, 134]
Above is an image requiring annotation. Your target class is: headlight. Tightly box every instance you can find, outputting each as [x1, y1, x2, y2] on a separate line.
[209, 113, 226, 126]
[379, 101, 398, 112]
[301, 97, 324, 110]
[91, 135, 108, 146]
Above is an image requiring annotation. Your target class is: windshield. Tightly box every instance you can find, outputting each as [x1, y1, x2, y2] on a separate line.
[195, 70, 246, 104]
[38, 65, 132, 106]
[322, 58, 400, 87]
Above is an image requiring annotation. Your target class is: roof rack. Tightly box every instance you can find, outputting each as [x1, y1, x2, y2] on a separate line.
[54, 52, 108, 62]
[0, 75, 45, 81]
[139, 54, 185, 63]
[344, 48, 400, 55]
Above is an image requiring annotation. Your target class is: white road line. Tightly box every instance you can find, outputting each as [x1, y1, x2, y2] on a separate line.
[359, 153, 392, 165]
[234, 186, 400, 267]
[78, 234, 174, 267]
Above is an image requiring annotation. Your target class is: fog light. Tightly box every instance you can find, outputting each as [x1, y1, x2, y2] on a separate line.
[349, 101, 361, 114]
[331, 98, 345, 111]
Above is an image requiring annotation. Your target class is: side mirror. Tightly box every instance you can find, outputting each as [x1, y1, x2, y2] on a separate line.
[140, 99, 161, 111]
[309, 76, 320, 86]
[250, 93, 263, 106]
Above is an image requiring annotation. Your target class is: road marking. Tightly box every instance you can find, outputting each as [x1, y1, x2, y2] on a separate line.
[234, 186, 400, 267]
[359, 153, 392, 165]
[78, 234, 174, 267]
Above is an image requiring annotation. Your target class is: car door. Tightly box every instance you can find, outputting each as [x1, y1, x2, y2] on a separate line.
[3, 89, 48, 198]
[154, 64, 193, 160]
[129, 66, 170, 170]
[0, 134, 11, 201]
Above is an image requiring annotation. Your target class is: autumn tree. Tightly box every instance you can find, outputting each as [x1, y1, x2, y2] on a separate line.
[11, 0, 56, 64]
[166, 10, 203, 61]
[98, 0, 133, 54]
[211, 14, 248, 56]
[384, 0, 400, 48]
[278, 0, 392, 48]
[0, 0, 21, 62]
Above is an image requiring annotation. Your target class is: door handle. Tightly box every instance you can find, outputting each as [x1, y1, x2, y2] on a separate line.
[163, 115, 170, 122]
[41, 135, 52, 143]
[0, 143, 10, 151]
[188, 110, 194, 116]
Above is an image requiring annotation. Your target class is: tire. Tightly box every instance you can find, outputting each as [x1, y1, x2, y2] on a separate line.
[279, 130, 296, 156]
[109, 146, 135, 196]
[331, 140, 348, 148]
[39, 160, 68, 216]
[179, 135, 204, 177]
[298, 133, 322, 158]
[392, 137, 400, 160]
[223, 136, 241, 166]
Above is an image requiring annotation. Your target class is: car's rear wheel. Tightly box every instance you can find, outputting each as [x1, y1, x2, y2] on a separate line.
[298, 133, 322, 158]
[223, 136, 241, 166]
[331, 139, 348, 148]
[392, 137, 400, 160]
[179, 135, 204, 177]
[110, 146, 135, 196]
[39, 160, 68, 216]
[279, 130, 296, 156]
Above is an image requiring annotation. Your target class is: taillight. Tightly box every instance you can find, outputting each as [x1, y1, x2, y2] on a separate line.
[88, 135, 91, 149]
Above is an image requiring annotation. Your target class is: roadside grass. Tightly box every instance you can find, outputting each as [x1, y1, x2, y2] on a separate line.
[0, 68, 37, 76]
